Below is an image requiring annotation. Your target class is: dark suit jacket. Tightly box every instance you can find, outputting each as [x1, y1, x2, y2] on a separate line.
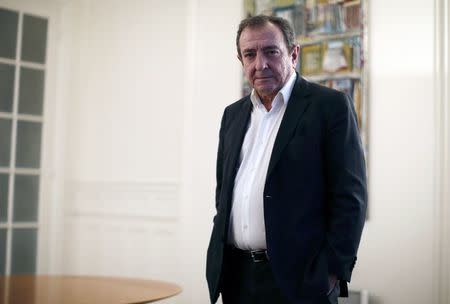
[206, 75, 367, 304]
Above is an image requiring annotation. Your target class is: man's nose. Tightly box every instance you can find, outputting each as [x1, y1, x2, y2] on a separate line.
[255, 53, 268, 70]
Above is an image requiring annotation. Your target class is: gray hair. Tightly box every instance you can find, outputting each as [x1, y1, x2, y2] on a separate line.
[236, 15, 297, 57]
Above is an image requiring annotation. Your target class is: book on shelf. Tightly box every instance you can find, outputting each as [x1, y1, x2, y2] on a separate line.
[350, 36, 361, 71]
[300, 43, 323, 75]
[322, 40, 353, 73]
[318, 78, 362, 129]
[352, 80, 362, 128]
[255, 0, 273, 14]
[273, 5, 307, 37]
[305, 2, 346, 35]
[343, 0, 361, 30]
[331, 78, 353, 96]
[305, 0, 318, 32]
[293, 5, 308, 37]
[273, 0, 297, 7]
[244, 0, 256, 17]
[273, 6, 295, 24]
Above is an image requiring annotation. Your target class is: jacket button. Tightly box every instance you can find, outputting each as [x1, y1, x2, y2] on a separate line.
[265, 195, 272, 199]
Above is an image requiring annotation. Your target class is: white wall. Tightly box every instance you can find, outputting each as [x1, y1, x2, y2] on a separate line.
[9, 0, 436, 303]
[352, 1, 435, 303]
[65, 0, 186, 182]
[59, 1, 189, 301]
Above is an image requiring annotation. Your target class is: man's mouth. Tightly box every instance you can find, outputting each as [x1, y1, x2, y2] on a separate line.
[255, 76, 272, 81]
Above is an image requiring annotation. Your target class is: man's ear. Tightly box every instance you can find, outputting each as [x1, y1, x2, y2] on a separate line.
[291, 45, 300, 67]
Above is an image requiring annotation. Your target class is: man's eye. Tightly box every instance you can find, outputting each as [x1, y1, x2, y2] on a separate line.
[244, 53, 255, 58]
[267, 49, 279, 56]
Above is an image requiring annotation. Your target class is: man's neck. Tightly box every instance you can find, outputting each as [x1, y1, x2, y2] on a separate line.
[260, 93, 277, 111]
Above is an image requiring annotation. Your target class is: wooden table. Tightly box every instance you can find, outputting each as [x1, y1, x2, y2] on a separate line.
[0, 275, 181, 304]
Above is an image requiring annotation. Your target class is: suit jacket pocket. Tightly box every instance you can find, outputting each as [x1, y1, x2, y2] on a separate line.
[299, 248, 329, 297]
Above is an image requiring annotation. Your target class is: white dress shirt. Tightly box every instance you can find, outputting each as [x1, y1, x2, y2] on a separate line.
[228, 72, 297, 250]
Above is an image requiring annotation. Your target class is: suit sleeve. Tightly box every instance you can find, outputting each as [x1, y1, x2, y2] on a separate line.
[324, 93, 367, 282]
[215, 109, 227, 211]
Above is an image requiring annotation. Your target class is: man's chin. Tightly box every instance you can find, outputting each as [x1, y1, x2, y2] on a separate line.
[254, 86, 277, 98]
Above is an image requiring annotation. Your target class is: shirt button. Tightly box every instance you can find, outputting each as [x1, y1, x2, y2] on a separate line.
[243, 225, 248, 229]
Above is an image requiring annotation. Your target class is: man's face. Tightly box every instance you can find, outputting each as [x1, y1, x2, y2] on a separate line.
[238, 22, 299, 102]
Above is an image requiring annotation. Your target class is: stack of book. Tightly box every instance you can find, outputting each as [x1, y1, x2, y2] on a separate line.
[300, 37, 360, 75]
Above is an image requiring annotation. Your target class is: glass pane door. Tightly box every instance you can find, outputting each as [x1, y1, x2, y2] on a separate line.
[0, 7, 48, 275]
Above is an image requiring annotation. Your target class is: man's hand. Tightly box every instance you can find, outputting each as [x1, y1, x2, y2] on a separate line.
[327, 274, 338, 295]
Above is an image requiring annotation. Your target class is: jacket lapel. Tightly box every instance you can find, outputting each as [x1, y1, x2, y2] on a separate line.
[266, 75, 311, 178]
[222, 97, 252, 217]
[225, 97, 252, 183]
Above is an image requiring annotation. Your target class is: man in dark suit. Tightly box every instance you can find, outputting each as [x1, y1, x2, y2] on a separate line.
[206, 15, 367, 304]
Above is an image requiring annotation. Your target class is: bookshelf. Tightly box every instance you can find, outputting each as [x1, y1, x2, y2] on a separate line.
[243, 0, 369, 158]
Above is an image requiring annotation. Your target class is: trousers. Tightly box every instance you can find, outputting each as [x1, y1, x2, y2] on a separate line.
[220, 247, 340, 304]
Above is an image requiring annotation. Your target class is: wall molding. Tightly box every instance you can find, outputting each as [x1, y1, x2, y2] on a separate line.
[65, 180, 180, 221]
[433, 0, 450, 302]
[62, 180, 181, 282]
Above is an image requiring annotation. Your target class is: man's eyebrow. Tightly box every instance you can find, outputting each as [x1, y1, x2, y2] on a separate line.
[242, 48, 256, 54]
[242, 45, 280, 53]
[262, 45, 280, 51]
